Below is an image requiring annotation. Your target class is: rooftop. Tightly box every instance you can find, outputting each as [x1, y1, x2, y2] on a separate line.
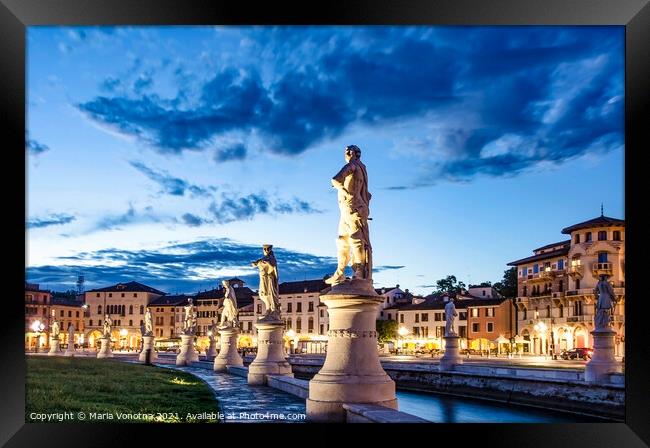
[279, 279, 330, 295]
[149, 294, 192, 306]
[507, 245, 570, 267]
[87, 281, 166, 295]
[561, 215, 625, 234]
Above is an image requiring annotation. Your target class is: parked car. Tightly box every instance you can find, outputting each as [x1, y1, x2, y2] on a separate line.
[560, 347, 593, 360]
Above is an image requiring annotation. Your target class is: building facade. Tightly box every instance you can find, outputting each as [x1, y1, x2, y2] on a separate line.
[508, 215, 625, 356]
[83, 281, 166, 349]
[25, 283, 85, 350]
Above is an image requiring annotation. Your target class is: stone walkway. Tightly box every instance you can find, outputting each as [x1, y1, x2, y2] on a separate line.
[160, 364, 306, 423]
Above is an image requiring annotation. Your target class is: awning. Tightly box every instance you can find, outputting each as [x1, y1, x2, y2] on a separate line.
[514, 335, 531, 344]
[493, 335, 510, 344]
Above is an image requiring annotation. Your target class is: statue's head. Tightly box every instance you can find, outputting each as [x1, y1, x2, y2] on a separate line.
[188, 297, 193, 306]
[222, 279, 229, 288]
[600, 274, 608, 282]
[344, 145, 361, 162]
[263, 244, 273, 255]
[104, 314, 109, 319]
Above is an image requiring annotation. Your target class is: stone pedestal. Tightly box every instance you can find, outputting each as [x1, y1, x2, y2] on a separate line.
[96, 337, 113, 358]
[139, 335, 158, 362]
[205, 338, 218, 359]
[214, 327, 243, 372]
[248, 320, 293, 385]
[64, 343, 75, 357]
[176, 334, 199, 366]
[585, 328, 622, 383]
[307, 280, 397, 422]
[48, 338, 61, 356]
[439, 335, 463, 370]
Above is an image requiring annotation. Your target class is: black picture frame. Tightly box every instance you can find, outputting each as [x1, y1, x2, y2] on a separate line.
[3, 0, 648, 446]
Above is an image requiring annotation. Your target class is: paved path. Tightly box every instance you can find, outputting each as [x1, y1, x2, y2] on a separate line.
[158, 364, 306, 423]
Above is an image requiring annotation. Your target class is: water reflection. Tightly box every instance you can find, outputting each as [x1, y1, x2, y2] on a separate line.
[396, 390, 605, 423]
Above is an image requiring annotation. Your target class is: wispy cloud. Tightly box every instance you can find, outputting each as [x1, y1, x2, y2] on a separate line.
[27, 213, 76, 229]
[208, 193, 321, 224]
[129, 160, 214, 197]
[26, 139, 50, 155]
[89, 204, 161, 233]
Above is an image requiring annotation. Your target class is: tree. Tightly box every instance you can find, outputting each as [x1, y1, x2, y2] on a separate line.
[434, 275, 466, 295]
[376, 319, 398, 342]
[469, 281, 492, 288]
[493, 267, 517, 299]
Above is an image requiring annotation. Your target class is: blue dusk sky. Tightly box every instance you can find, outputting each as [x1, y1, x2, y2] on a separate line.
[26, 26, 625, 295]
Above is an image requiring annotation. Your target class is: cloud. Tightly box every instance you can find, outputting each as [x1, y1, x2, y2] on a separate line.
[181, 213, 207, 227]
[89, 204, 161, 233]
[28, 237, 405, 293]
[76, 26, 623, 183]
[128, 160, 214, 197]
[208, 193, 321, 224]
[27, 213, 76, 229]
[26, 139, 50, 155]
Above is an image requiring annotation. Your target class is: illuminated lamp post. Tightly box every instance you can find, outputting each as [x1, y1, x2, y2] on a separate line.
[31, 320, 45, 353]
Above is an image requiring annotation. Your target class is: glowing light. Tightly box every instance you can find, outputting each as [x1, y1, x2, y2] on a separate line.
[286, 329, 296, 338]
[31, 320, 44, 332]
[398, 326, 409, 337]
[120, 329, 128, 337]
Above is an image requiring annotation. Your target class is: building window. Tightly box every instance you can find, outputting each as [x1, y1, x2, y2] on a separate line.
[486, 308, 495, 317]
[598, 252, 608, 263]
[459, 326, 467, 338]
[320, 324, 324, 335]
[400, 314, 404, 324]
[487, 322, 494, 332]
[435, 326, 443, 338]
[287, 303, 293, 313]
[546, 305, 551, 317]
[248, 322, 252, 331]
[297, 302, 302, 313]
[574, 301, 583, 316]
[129, 319, 133, 326]
[108, 293, 112, 297]
[76, 311, 79, 318]
[557, 259, 564, 270]
[388, 313, 392, 320]
[421, 313, 428, 322]
[472, 323, 480, 333]
[522, 307, 527, 320]
[308, 317, 314, 333]
[559, 304, 564, 318]
[533, 264, 539, 274]
[319, 309, 324, 318]
[296, 318, 302, 332]
[60, 310, 64, 317]
[129, 305, 133, 314]
[68, 310, 72, 317]
[575, 234, 580, 244]
[613, 231, 621, 241]
[575, 279, 581, 290]
[286, 318, 292, 329]
[523, 286, 527, 297]
[415, 314, 419, 323]
[89, 319, 93, 326]
[257, 304, 262, 313]
[134, 293, 138, 297]
[559, 280, 564, 292]
[96, 293, 100, 297]
[522, 267, 528, 276]
[308, 302, 314, 312]
[121, 293, 125, 297]
[598, 231, 607, 241]
[459, 312, 467, 321]
[585, 232, 592, 242]
[471, 308, 479, 318]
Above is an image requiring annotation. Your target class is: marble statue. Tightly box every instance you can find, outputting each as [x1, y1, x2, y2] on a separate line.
[219, 280, 239, 328]
[103, 314, 112, 338]
[325, 145, 373, 285]
[182, 298, 197, 335]
[444, 297, 458, 336]
[594, 275, 617, 329]
[208, 320, 217, 342]
[144, 308, 154, 336]
[68, 323, 75, 343]
[50, 309, 61, 338]
[252, 244, 281, 321]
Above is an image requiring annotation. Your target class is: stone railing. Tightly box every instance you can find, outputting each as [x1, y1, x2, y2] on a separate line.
[343, 404, 429, 423]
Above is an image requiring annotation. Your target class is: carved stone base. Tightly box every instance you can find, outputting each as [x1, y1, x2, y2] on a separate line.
[306, 281, 397, 422]
[214, 327, 243, 372]
[64, 343, 75, 357]
[48, 338, 61, 356]
[248, 322, 293, 385]
[439, 335, 463, 371]
[585, 328, 622, 383]
[139, 335, 158, 362]
[205, 339, 218, 358]
[96, 337, 113, 358]
[176, 334, 199, 366]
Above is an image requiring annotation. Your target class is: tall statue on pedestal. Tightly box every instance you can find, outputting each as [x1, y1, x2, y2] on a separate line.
[103, 314, 112, 338]
[182, 298, 197, 335]
[50, 309, 61, 338]
[219, 280, 239, 328]
[594, 275, 617, 329]
[144, 308, 154, 336]
[445, 297, 458, 336]
[325, 145, 372, 285]
[252, 244, 281, 321]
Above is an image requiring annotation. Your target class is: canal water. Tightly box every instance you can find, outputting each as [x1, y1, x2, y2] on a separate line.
[161, 360, 606, 423]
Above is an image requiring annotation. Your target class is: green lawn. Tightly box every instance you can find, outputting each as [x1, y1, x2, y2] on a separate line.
[26, 357, 219, 423]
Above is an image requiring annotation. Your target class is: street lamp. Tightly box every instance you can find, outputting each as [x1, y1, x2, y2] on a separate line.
[398, 326, 409, 354]
[31, 320, 45, 353]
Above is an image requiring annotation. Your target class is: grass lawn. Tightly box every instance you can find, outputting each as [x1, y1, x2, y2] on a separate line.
[26, 357, 219, 423]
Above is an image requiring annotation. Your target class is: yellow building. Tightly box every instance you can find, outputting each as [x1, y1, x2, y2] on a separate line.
[83, 281, 165, 350]
[509, 215, 625, 357]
